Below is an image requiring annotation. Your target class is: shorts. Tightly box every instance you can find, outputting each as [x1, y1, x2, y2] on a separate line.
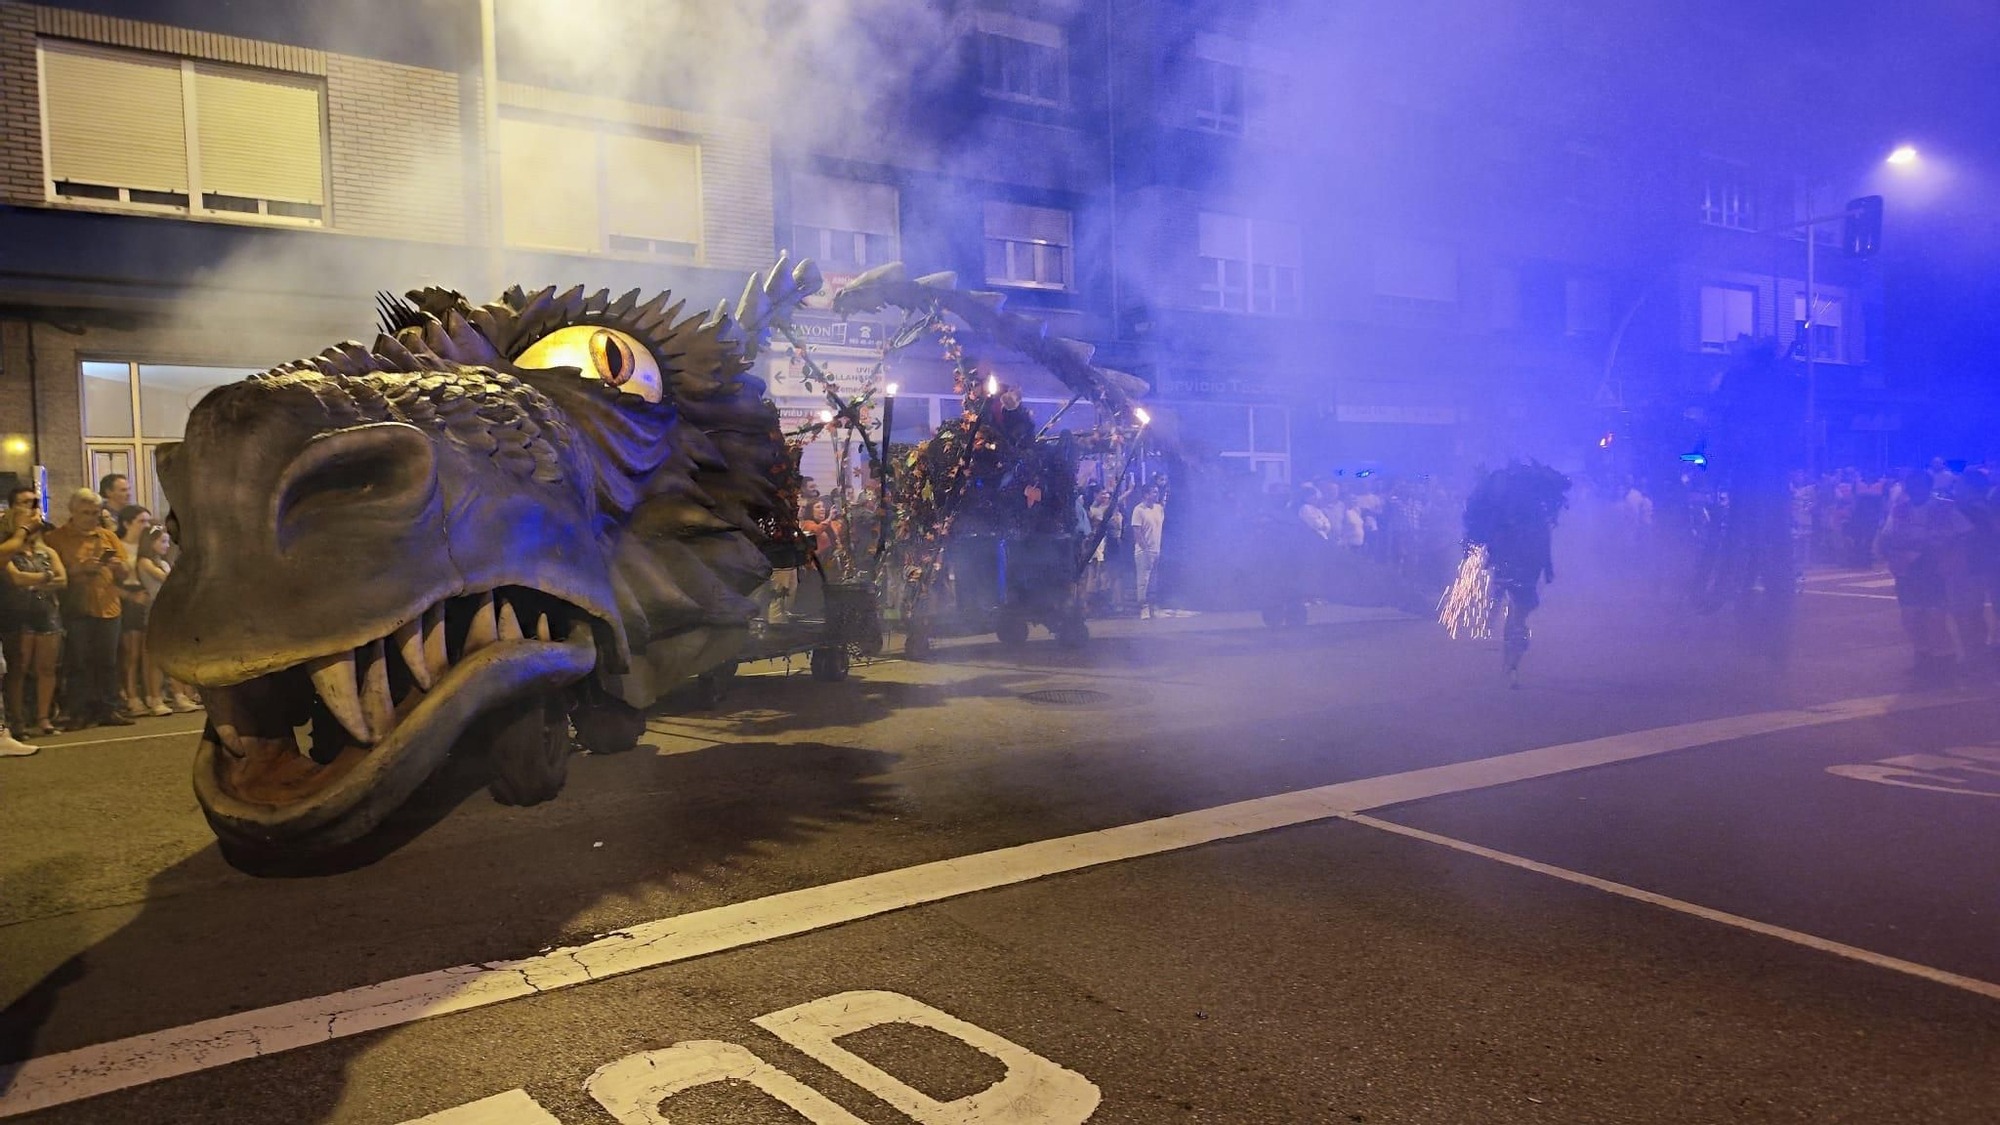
[15, 594, 60, 636]
[122, 597, 151, 632]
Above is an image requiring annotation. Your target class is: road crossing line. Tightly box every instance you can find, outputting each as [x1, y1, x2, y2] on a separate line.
[1343, 812, 2000, 1002]
[0, 687, 1976, 1117]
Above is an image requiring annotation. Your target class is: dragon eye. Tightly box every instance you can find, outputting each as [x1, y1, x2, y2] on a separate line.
[591, 330, 633, 386]
[514, 324, 663, 403]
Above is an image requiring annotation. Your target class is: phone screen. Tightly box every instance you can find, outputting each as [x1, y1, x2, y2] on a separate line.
[33, 465, 48, 525]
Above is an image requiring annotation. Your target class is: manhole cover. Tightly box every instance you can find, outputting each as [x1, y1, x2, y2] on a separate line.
[1019, 688, 1113, 706]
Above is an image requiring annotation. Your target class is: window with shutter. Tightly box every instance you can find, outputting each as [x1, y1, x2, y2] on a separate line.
[39, 39, 328, 225]
[983, 201, 1071, 289]
[193, 64, 325, 218]
[41, 40, 190, 207]
[603, 133, 702, 260]
[499, 114, 706, 261]
[790, 174, 898, 273]
[499, 117, 603, 254]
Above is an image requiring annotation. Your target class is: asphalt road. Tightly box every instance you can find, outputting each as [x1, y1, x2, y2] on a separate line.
[3, 563, 1997, 1124]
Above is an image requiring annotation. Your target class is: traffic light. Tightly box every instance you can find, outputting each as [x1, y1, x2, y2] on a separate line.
[1842, 195, 1883, 258]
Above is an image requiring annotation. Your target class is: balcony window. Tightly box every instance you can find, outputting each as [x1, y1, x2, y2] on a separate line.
[791, 174, 899, 274]
[1792, 294, 1844, 362]
[1699, 285, 1757, 350]
[1199, 213, 1301, 316]
[1371, 238, 1458, 324]
[1699, 158, 1758, 231]
[984, 201, 1071, 290]
[1190, 35, 1288, 136]
[40, 40, 326, 225]
[976, 13, 1065, 108]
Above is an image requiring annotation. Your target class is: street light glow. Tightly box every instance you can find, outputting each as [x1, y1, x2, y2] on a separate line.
[1133, 406, 1152, 427]
[1886, 145, 1919, 166]
[985, 374, 999, 396]
[818, 409, 834, 424]
[885, 382, 899, 398]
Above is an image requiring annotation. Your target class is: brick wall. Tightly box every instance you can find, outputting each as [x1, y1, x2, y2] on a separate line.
[501, 82, 775, 272]
[0, 3, 41, 204]
[326, 53, 469, 244]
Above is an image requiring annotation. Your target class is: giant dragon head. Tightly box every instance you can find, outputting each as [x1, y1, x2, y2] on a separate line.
[151, 258, 819, 858]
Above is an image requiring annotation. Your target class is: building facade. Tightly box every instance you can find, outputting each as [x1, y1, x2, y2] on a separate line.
[0, 0, 779, 506]
[0, 0, 1909, 514]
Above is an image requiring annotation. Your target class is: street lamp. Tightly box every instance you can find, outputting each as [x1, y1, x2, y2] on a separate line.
[1793, 146, 1903, 477]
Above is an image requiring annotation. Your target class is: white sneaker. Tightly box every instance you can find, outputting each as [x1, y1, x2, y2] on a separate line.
[1139, 606, 1152, 620]
[146, 700, 173, 717]
[169, 694, 201, 713]
[0, 731, 38, 757]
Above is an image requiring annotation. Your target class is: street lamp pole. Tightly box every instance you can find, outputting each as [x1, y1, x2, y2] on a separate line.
[479, 0, 504, 295]
[1805, 219, 1816, 478]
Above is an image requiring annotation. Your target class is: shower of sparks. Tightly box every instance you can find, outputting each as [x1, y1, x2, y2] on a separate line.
[1437, 546, 1495, 640]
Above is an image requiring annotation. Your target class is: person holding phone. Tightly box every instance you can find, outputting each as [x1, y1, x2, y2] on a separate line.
[3, 488, 64, 743]
[43, 488, 133, 730]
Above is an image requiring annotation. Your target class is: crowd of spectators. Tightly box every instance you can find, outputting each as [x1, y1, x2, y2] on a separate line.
[0, 474, 202, 756]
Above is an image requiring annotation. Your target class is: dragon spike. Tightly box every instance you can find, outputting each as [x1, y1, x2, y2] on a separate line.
[371, 332, 420, 369]
[439, 309, 488, 362]
[607, 288, 641, 318]
[964, 290, 1009, 313]
[585, 288, 612, 313]
[554, 284, 587, 316]
[1055, 338, 1097, 365]
[791, 257, 823, 295]
[915, 271, 958, 288]
[850, 261, 907, 288]
[501, 284, 528, 305]
[467, 306, 505, 343]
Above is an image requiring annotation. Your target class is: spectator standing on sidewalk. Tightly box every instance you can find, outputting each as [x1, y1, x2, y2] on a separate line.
[1130, 482, 1166, 620]
[97, 473, 131, 532]
[44, 489, 133, 730]
[1950, 468, 1996, 660]
[0, 489, 50, 755]
[1878, 468, 1972, 679]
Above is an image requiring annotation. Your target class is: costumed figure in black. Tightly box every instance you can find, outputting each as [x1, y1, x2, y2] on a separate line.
[1696, 338, 1801, 666]
[1446, 461, 1571, 684]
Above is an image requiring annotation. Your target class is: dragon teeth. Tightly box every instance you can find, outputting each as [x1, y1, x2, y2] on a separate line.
[360, 638, 395, 740]
[497, 598, 524, 641]
[422, 604, 448, 685]
[465, 592, 497, 654]
[307, 649, 374, 746]
[392, 617, 431, 692]
[535, 613, 552, 642]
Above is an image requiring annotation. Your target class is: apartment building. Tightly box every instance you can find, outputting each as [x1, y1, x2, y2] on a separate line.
[0, 0, 1905, 509]
[0, 0, 778, 505]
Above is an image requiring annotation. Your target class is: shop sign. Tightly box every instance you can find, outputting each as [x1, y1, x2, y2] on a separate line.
[1334, 402, 1458, 425]
[1156, 374, 1284, 400]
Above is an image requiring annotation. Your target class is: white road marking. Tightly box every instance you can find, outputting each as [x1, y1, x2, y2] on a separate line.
[1342, 812, 2000, 1002]
[0, 688, 1975, 1117]
[401, 1089, 562, 1125]
[21, 725, 205, 750]
[587, 1040, 866, 1125]
[755, 991, 1100, 1124]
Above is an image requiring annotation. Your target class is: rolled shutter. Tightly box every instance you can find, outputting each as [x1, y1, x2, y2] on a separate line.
[984, 201, 1070, 246]
[193, 65, 325, 205]
[602, 133, 701, 247]
[42, 41, 188, 194]
[498, 117, 600, 253]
